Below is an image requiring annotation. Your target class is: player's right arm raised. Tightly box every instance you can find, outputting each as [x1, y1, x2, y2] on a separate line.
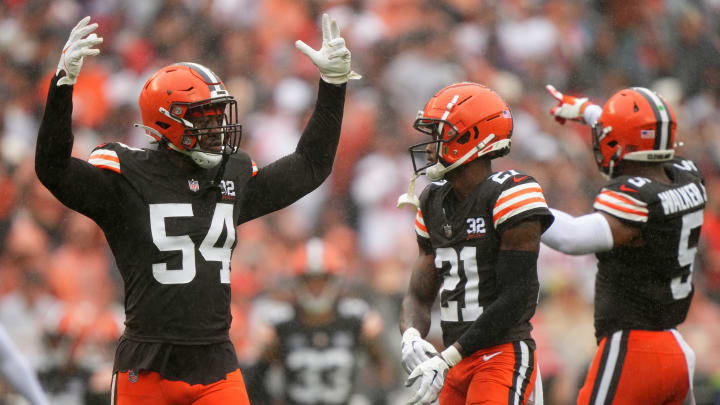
[35, 16, 118, 221]
[545, 84, 602, 126]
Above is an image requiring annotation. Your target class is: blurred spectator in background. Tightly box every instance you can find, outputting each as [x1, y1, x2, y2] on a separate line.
[0, 323, 50, 405]
[1, 0, 719, 403]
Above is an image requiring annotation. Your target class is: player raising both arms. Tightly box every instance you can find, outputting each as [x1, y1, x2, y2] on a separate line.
[542, 85, 704, 405]
[398, 82, 553, 405]
[35, 14, 358, 405]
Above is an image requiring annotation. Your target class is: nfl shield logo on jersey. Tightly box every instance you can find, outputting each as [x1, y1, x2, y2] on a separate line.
[128, 369, 138, 383]
[444, 224, 453, 237]
[188, 179, 200, 192]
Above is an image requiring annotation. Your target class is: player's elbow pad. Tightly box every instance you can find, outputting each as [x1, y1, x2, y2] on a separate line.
[541, 208, 613, 255]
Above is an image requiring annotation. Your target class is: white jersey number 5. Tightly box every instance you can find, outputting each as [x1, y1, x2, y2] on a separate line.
[671, 210, 703, 299]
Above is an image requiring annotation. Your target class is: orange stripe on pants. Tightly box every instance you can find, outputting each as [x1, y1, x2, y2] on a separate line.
[577, 330, 691, 405]
[439, 341, 537, 405]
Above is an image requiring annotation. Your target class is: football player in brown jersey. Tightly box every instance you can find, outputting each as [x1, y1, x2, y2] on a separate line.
[35, 14, 358, 405]
[398, 82, 554, 405]
[247, 238, 393, 405]
[543, 85, 704, 405]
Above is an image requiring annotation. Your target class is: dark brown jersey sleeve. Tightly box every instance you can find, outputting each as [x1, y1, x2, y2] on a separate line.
[35, 75, 122, 223]
[237, 80, 346, 223]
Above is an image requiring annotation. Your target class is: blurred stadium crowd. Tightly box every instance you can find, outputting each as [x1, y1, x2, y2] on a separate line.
[1, 0, 720, 404]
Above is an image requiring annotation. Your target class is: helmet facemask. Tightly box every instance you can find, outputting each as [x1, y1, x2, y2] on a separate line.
[295, 273, 341, 315]
[409, 113, 461, 179]
[409, 112, 498, 182]
[397, 82, 513, 209]
[168, 98, 242, 169]
[591, 122, 619, 178]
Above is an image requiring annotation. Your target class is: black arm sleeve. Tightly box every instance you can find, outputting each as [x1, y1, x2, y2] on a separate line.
[35, 75, 120, 222]
[237, 80, 346, 223]
[456, 250, 539, 355]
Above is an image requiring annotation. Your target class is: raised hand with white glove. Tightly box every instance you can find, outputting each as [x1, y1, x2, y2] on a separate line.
[405, 345, 462, 405]
[545, 84, 591, 125]
[401, 327, 439, 374]
[56, 16, 103, 87]
[295, 13, 361, 85]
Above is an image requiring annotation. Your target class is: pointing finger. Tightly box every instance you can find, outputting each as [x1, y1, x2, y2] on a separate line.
[545, 84, 564, 102]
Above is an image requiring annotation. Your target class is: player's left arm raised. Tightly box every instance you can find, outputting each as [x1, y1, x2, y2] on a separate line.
[238, 14, 359, 223]
[36, 17, 123, 222]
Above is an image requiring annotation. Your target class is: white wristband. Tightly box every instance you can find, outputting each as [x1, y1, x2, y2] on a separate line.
[440, 345, 462, 367]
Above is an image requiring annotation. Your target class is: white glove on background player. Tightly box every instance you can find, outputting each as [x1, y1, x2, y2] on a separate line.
[295, 13, 361, 85]
[56, 16, 103, 86]
[546, 84, 590, 124]
[401, 327, 439, 374]
[406, 346, 462, 405]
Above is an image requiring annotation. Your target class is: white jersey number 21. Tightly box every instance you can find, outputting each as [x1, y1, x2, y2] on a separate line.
[436, 246, 483, 322]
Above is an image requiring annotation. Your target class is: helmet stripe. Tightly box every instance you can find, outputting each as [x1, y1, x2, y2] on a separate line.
[655, 93, 673, 150]
[437, 95, 459, 158]
[305, 238, 325, 274]
[176, 62, 225, 93]
[632, 87, 670, 151]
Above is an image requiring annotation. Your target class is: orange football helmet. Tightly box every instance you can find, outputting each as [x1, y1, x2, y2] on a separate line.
[137, 62, 242, 168]
[290, 238, 346, 314]
[592, 87, 677, 177]
[410, 82, 514, 181]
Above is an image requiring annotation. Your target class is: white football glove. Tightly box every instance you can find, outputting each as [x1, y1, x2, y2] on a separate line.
[295, 13, 361, 85]
[56, 16, 103, 87]
[405, 346, 462, 405]
[401, 327, 439, 374]
[546, 84, 589, 125]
